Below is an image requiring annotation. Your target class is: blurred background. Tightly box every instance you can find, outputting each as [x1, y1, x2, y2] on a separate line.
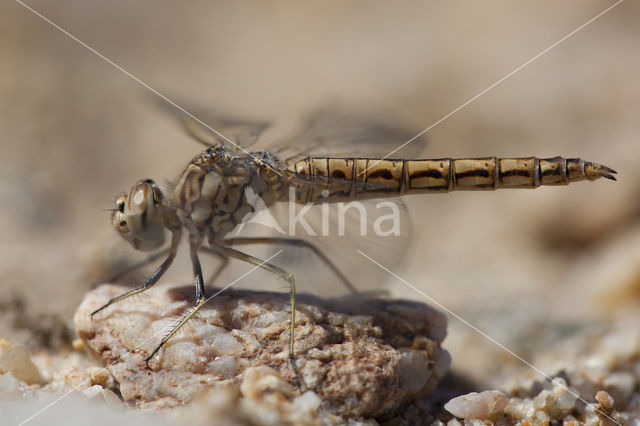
[1, 0, 639, 392]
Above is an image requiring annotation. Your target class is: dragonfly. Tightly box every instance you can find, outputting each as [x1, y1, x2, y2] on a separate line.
[91, 108, 616, 388]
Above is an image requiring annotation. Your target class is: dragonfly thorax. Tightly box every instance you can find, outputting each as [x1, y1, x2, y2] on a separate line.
[112, 179, 167, 251]
[171, 149, 288, 240]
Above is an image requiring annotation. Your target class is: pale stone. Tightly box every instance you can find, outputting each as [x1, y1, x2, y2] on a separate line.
[0, 339, 43, 384]
[74, 282, 449, 419]
[398, 351, 433, 393]
[595, 390, 615, 409]
[292, 390, 322, 415]
[240, 366, 294, 400]
[81, 384, 122, 406]
[444, 390, 508, 419]
[88, 367, 113, 388]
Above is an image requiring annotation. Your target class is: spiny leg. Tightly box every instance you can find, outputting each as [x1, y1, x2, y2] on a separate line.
[218, 245, 303, 390]
[199, 246, 234, 331]
[102, 248, 170, 284]
[223, 237, 357, 294]
[91, 230, 182, 317]
[100, 244, 223, 286]
[145, 240, 207, 365]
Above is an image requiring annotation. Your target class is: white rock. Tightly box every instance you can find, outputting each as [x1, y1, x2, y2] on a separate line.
[82, 384, 103, 399]
[206, 355, 238, 378]
[81, 385, 121, 406]
[551, 377, 578, 412]
[292, 390, 321, 415]
[444, 390, 509, 419]
[240, 366, 293, 400]
[534, 410, 550, 423]
[76, 283, 448, 419]
[504, 397, 535, 419]
[397, 351, 432, 393]
[0, 339, 43, 384]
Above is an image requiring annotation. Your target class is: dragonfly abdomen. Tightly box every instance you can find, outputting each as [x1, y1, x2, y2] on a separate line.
[289, 156, 616, 202]
[405, 156, 616, 193]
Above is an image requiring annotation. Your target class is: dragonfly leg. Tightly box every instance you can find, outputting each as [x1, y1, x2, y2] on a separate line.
[96, 243, 225, 290]
[145, 240, 207, 366]
[223, 237, 356, 294]
[218, 245, 304, 390]
[100, 248, 170, 284]
[91, 230, 182, 317]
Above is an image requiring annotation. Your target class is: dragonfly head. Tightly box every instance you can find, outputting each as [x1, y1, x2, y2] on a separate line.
[112, 179, 166, 251]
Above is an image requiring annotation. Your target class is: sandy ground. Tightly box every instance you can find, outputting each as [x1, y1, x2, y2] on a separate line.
[1, 1, 639, 424]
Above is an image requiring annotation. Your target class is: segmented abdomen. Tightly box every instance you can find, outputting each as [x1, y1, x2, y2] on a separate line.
[288, 156, 616, 203]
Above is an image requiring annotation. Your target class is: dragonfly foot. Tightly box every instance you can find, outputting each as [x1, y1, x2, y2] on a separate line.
[289, 353, 305, 392]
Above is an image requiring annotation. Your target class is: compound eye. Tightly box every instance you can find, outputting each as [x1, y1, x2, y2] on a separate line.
[113, 209, 130, 234]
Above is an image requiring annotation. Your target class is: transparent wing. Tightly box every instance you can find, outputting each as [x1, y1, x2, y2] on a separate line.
[153, 100, 427, 160]
[268, 106, 429, 162]
[179, 114, 268, 149]
[150, 98, 270, 150]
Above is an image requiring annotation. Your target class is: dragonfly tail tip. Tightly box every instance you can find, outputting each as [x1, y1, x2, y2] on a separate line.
[584, 161, 617, 181]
